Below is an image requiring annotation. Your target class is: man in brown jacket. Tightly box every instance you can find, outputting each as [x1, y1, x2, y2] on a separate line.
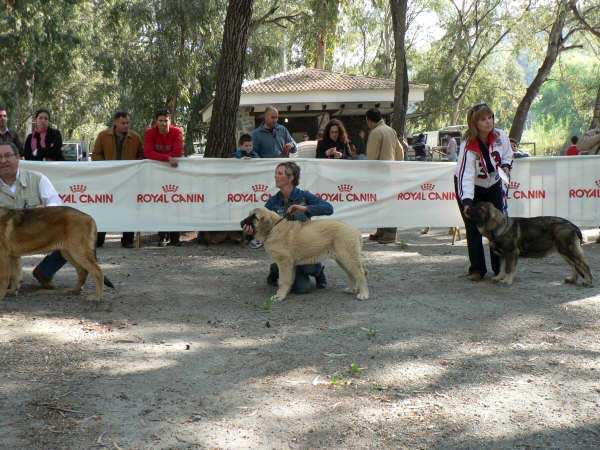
[92, 111, 143, 248]
[366, 108, 405, 244]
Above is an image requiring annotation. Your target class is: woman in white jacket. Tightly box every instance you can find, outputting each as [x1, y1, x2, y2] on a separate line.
[454, 103, 513, 281]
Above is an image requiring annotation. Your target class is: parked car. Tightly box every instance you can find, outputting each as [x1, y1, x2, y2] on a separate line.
[62, 142, 88, 161]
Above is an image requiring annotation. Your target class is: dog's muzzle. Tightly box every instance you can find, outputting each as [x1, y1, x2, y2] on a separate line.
[240, 214, 256, 235]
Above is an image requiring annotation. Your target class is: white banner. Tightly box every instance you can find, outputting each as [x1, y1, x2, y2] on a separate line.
[20, 156, 600, 231]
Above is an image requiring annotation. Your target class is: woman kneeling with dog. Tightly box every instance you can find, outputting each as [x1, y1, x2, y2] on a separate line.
[249, 161, 333, 294]
[454, 103, 513, 281]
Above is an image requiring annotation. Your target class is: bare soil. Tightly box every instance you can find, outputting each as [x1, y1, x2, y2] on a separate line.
[1, 228, 600, 449]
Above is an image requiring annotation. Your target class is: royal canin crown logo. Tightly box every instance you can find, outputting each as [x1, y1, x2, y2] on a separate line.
[507, 180, 546, 200]
[397, 182, 455, 201]
[139, 184, 205, 204]
[228, 184, 272, 203]
[569, 179, 600, 199]
[61, 185, 113, 204]
[69, 184, 87, 193]
[316, 184, 376, 203]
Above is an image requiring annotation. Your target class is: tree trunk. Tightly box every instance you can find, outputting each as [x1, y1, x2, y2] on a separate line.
[591, 82, 600, 130]
[315, 31, 325, 69]
[509, 0, 567, 143]
[451, 100, 461, 126]
[205, 0, 255, 158]
[390, 0, 408, 143]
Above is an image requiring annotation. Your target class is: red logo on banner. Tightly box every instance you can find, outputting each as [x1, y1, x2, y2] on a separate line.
[315, 184, 377, 203]
[228, 184, 272, 203]
[60, 184, 113, 204]
[507, 180, 546, 200]
[69, 184, 87, 193]
[396, 182, 455, 201]
[138, 184, 205, 204]
[569, 179, 600, 199]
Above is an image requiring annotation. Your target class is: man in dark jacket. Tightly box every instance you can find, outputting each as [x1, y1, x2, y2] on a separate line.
[93, 111, 144, 248]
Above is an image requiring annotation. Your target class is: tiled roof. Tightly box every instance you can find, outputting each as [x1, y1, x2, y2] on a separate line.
[242, 68, 426, 94]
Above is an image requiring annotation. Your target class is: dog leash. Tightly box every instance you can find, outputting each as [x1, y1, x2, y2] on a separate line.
[272, 212, 292, 229]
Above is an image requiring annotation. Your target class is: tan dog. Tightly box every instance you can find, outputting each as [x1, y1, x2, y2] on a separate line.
[242, 207, 369, 301]
[0, 206, 114, 300]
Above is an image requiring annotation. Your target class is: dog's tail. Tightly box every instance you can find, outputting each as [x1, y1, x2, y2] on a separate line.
[576, 227, 584, 244]
[93, 243, 116, 290]
[104, 276, 115, 289]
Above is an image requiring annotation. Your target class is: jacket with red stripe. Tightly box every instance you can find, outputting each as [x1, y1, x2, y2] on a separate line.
[455, 128, 512, 206]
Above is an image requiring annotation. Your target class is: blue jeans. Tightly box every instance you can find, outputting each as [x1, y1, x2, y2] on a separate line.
[268, 263, 326, 294]
[35, 251, 67, 280]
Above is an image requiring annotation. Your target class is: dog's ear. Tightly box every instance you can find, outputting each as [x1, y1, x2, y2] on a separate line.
[259, 215, 272, 225]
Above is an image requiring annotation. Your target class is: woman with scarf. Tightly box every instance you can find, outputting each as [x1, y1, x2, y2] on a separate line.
[455, 103, 513, 281]
[24, 109, 64, 161]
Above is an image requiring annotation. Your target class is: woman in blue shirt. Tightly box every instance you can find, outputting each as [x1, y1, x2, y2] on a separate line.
[261, 161, 333, 294]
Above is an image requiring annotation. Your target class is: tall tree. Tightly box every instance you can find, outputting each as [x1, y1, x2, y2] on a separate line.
[205, 0, 255, 158]
[569, 0, 600, 129]
[441, 0, 518, 124]
[390, 0, 409, 139]
[510, 0, 582, 142]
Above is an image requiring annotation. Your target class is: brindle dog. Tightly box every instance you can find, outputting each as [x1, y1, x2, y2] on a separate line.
[468, 201, 593, 286]
[0, 206, 114, 300]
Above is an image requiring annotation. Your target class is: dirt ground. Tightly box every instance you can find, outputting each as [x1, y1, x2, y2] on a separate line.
[1, 227, 600, 450]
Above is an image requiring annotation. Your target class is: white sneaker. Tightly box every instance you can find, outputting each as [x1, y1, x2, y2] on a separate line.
[249, 239, 263, 249]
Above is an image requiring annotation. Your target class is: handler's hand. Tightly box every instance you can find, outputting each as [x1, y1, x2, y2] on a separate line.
[168, 156, 179, 168]
[287, 204, 307, 215]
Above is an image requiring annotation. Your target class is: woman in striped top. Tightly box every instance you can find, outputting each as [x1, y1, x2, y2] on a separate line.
[454, 103, 513, 281]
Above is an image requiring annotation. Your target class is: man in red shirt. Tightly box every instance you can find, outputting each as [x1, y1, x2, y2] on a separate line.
[566, 136, 580, 156]
[144, 110, 184, 246]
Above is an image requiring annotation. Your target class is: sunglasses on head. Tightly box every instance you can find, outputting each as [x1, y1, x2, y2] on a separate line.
[471, 103, 490, 112]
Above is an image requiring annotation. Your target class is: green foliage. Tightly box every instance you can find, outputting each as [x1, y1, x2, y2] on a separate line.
[1, 0, 597, 156]
[349, 362, 364, 376]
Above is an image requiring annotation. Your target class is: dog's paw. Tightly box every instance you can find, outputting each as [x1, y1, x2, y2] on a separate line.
[564, 277, 577, 284]
[344, 287, 357, 295]
[68, 288, 83, 296]
[491, 275, 504, 283]
[272, 293, 287, 302]
[499, 278, 514, 285]
[582, 280, 594, 288]
[356, 291, 369, 301]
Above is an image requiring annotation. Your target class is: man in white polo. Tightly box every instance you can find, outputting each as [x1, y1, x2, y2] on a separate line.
[0, 142, 65, 288]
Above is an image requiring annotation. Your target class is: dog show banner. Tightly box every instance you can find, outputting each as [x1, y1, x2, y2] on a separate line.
[21, 156, 600, 231]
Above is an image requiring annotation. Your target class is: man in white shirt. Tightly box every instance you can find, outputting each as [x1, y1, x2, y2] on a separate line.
[0, 142, 65, 287]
